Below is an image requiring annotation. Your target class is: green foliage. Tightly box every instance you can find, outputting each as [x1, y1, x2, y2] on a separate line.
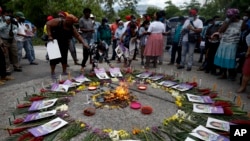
[146, 6, 161, 20]
[164, 0, 181, 19]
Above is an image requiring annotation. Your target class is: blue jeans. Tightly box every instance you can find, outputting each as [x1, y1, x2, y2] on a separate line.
[17, 40, 34, 63]
[181, 41, 196, 68]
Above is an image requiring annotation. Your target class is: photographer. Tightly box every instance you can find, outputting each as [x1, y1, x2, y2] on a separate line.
[0, 15, 21, 73]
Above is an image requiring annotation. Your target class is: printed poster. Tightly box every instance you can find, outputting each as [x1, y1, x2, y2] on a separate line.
[28, 117, 68, 137]
[193, 103, 224, 114]
[73, 75, 91, 83]
[94, 68, 110, 79]
[189, 125, 229, 141]
[206, 117, 230, 132]
[47, 39, 61, 60]
[63, 80, 81, 88]
[28, 98, 58, 111]
[109, 67, 123, 77]
[148, 74, 164, 81]
[186, 93, 214, 104]
[24, 110, 56, 123]
[136, 72, 152, 79]
[51, 83, 69, 92]
[158, 80, 178, 87]
[171, 83, 193, 91]
[185, 137, 196, 141]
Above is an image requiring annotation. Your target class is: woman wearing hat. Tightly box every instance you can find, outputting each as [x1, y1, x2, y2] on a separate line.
[46, 14, 89, 78]
[212, 8, 243, 81]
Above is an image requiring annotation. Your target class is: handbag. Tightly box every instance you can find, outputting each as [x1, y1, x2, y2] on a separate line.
[188, 33, 200, 43]
[188, 21, 201, 43]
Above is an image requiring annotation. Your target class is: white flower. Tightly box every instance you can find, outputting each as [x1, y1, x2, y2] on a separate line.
[176, 110, 187, 119]
[109, 130, 119, 141]
[55, 104, 68, 111]
[172, 91, 180, 98]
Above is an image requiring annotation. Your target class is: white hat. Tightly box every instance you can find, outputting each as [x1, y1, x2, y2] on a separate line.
[90, 14, 94, 18]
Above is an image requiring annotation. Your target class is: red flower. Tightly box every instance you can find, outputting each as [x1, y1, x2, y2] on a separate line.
[186, 82, 197, 87]
[17, 103, 31, 108]
[18, 132, 34, 141]
[209, 93, 218, 98]
[230, 120, 250, 125]
[13, 118, 24, 124]
[9, 127, 28, 134]
[223, 107, 233, 116]
[201, 90, 210, 95]
[213, 101, 231, 107]
[198, 88, 210, 92]
[40, 88, 47, 93]
[29, 96, 45, 102]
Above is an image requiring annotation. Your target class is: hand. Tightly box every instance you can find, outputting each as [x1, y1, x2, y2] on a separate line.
[211, 32, 220, 39]
[48, 36, 53, 42]
[83, 43, 89, 49]
[187, 25, 193, 30]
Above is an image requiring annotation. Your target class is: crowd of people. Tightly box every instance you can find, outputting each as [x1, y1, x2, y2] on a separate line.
[0, 7, 38, 85]
[0, 7, 250, 97]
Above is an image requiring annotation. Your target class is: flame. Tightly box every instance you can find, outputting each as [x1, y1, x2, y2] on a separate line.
[115, 82, 129, 97]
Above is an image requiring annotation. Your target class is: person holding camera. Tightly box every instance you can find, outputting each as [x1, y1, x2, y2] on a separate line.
[0, 15, 21, 73]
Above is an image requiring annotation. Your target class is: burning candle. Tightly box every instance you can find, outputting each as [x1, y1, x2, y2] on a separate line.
[42, 81, 45, 89]
[160, 67, 162, 74]
[212, 83, 217, 91]
[171, 69, 173, 75]
[138, 84, 147, 90]
[59, 74, 62, 81]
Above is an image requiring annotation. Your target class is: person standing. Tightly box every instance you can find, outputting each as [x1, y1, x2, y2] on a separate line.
[168, 16, 185, 67]
[212, 8, 243, 80]
[138, 20, 150, 65]
[97, 18, 112, 59]
[46, 14, 89, 78]
[110, 17, 121, 60]
[15, 11, 38, 66]
[0, 15, 21, 73]
[178, 9, 203, 71]
[90, 14, 100, 43]
[143, 11, 165, 68]
[79, 8, 94, 73]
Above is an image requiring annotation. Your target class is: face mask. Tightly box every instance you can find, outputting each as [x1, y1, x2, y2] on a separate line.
[132, 19, 136, 22]
[189, 17, 194, 21]
[243, 16, 248, 21]
[105, 23, 109, 26]
[118, 26, 123, 29]
[208, 24, 212, 27]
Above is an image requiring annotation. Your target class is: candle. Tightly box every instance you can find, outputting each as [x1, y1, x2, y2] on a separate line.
[16, 98, 19, 104]
[199, 79, 202, 87]
[160, 67, 162, 74]
[8, 118, 11, 126]
[68, 72, 71, 80]
[171, 69, 173, 75]
[12, 113, 16, 119]
[212, 83, 217, 91]
[181, 71, 183, 79]
[193, 76, 197, 82]
[42, 82, 45, 89]
[59, 74, 62, 81]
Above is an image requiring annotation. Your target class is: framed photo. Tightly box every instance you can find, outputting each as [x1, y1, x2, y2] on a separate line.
[148, 74, 164, 81]
[94, 68, 110, 79]
[24, 110, 56, 122]
[109, 67, 123, 77]
[206, 117, 230, 132]
[73, 75, 90, 83]
[28, 117, 68, 137]
[51, 83, 69, 92]
[190, 125, 229, 141]
[193, 103, 224, 114]
[186, 93, 214, 104]
[136, 72, 152, 79]
[171, 83, 193, 92]
[28, 99, 58, 111]
[158, 80, 177, 87]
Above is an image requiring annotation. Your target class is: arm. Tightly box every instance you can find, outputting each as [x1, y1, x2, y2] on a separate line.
[46, 18, 61, 40]
[72, 27, 89, 49]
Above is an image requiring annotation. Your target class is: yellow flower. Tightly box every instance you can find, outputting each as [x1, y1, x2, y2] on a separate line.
[171, 115, 178, 121]
[77, 85, 86, 91]
[145, 127, 150, 131]
[103, 128, 113, 133]
[80, 123, 85, 128]
[175, 96, 183, 102]
[175, 101, 182, 107]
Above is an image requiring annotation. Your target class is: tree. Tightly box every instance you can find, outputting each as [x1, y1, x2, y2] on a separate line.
[146, 6, 161, 20]
[164, 0, 181, 19]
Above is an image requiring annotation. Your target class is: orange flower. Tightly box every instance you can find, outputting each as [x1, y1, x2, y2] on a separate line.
[132, 128, 141, 135]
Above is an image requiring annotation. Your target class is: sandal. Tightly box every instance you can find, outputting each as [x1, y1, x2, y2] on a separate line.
[0, 80, 5, 85]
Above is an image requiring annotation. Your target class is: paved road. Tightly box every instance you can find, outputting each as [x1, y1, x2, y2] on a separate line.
[0, 44, 249, 140]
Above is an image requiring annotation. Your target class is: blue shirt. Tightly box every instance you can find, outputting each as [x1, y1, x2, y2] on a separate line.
[173, 23, 183, 43]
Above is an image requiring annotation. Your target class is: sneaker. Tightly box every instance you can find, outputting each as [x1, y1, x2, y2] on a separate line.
[141, 61, 144, 65]
[186, 68, 192, 71]
[158, 62, 163, 65]
[61, 72, 69, 75]
[177, 66, 184, 69]
[30, 62, 38, 65]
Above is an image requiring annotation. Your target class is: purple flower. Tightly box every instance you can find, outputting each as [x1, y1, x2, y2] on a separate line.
[151, 126, 159, 133]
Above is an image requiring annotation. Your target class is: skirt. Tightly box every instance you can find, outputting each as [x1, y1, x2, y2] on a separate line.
[214, 41, 237, 69]
[243, 57, 250, 76]
[144, 33, 163, 56]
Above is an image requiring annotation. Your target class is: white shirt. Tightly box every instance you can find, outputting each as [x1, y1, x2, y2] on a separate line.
[147, 21, 165, 33]
[182, 18, 203, 42]
[15, 23, 27, 41]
